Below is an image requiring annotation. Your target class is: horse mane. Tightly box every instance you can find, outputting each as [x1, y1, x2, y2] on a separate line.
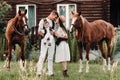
[80, 15, 85, 25]
[8, 14, 19, 28]
[80, 15, 92, 29]
[76, 15, 88, 33]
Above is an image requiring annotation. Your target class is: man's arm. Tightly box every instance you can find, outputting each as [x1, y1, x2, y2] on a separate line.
[38, 19, 44, 38]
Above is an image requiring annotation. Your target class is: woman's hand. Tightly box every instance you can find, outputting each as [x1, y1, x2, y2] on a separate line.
[62, 35, 68, 39]
[38, 31, 44, 38]
[54, 32, 58, 37]
[50, 30, 54, 35]
[59, 34, 68, 39]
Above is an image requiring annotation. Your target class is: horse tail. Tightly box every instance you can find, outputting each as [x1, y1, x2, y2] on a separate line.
[107, 23, 115, 46]
[111, 27, 116, 46]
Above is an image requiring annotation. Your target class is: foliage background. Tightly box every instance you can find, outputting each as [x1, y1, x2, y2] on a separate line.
[0, 1, 12, 60]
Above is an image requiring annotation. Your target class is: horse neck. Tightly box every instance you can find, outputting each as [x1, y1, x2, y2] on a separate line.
[11, 15, 18, 26]
[77, 16, 91, 40]
[80, 16, 90, 31]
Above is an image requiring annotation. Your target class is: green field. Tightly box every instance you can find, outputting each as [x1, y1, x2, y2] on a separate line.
[0, 61, 120, 80]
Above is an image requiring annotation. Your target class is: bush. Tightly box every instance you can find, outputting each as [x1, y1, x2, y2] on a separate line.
[0, 21, 7, 34]
[0, 1, 12, 21]
[113, 37, 120, 55]
[0, 1, 12, 34]
[68, 32, 79, 62]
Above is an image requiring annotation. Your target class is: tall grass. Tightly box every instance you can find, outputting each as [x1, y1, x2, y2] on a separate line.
[0, 61, 120, 80]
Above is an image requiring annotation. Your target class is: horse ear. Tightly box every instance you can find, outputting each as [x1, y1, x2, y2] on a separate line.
[78, 11, 81, 16]
[24, 9, 27, 15]
[18, 10, 21, 15]
[71, 11, 74, 15]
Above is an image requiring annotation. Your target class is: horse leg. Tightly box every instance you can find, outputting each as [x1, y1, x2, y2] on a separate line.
[106, 40, 112, 71]
[78, 44, 83, 73]
[98, 42, 107, 72]
[85, 43, 90, 73]
[108, 57, 111, 71]
[19, 43, 26, 71]
[7, 41, 12, 71]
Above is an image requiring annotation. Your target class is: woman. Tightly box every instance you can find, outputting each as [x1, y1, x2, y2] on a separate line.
[55, 16, 70, 77]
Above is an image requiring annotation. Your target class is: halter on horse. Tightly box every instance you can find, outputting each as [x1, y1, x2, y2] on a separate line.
[5, 9, 28, 71]
[70, 11, 115, 72]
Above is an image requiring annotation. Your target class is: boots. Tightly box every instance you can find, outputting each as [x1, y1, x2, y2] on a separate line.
[63, 70, 69, 77]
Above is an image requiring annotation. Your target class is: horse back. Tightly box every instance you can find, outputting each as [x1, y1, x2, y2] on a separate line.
[94, 20, 114, 38]
[85, 20, 114, 42]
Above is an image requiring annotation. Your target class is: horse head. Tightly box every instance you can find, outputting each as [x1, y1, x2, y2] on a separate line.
[70, 11, 83, 32]
[14, 9, 30, 35]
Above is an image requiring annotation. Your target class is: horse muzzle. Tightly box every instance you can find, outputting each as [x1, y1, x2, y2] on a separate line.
[69, 24, 75, 33]
[24, 26, 30, 35]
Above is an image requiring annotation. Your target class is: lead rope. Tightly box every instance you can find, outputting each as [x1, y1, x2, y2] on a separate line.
[14, 25, 25, 35]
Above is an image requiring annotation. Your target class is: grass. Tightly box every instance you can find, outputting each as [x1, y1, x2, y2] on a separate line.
[0, 61, 120, 80]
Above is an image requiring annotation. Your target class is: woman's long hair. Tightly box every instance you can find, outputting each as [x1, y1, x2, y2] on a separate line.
[59, 17, 67, 33]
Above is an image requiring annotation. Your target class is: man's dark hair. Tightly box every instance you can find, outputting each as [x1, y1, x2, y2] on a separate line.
[51, 10, 59, 17]
[44, 19, 48, 24]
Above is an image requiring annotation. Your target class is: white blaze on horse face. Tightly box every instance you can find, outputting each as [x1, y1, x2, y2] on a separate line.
[23, 17, 28, 29]
[70, 18, 76, 32]
[71, 17, 76, 25]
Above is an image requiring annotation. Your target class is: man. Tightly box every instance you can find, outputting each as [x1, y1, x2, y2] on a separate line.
[37, 10, 59, 76]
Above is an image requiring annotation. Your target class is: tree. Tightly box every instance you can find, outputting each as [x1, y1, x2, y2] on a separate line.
[0, 1, 11, 60]
[0, 1, 12, 21]
[0, 1, 12, 34]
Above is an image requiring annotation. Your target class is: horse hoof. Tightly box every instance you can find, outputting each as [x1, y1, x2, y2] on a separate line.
[7, 68, 10, 71]
[86, 68, 89, 73]
[108, 65, 111, 71]
[103, 65, 107, 72]
[78, 69, 82, 73]
[108, 68, 111, 71]
[21, 67, 26, 72]
[86, 70, 89, 73]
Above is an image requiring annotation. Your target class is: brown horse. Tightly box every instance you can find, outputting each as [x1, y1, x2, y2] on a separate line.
[5, 10, 28, 71]
[70, 12, 115, 72]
